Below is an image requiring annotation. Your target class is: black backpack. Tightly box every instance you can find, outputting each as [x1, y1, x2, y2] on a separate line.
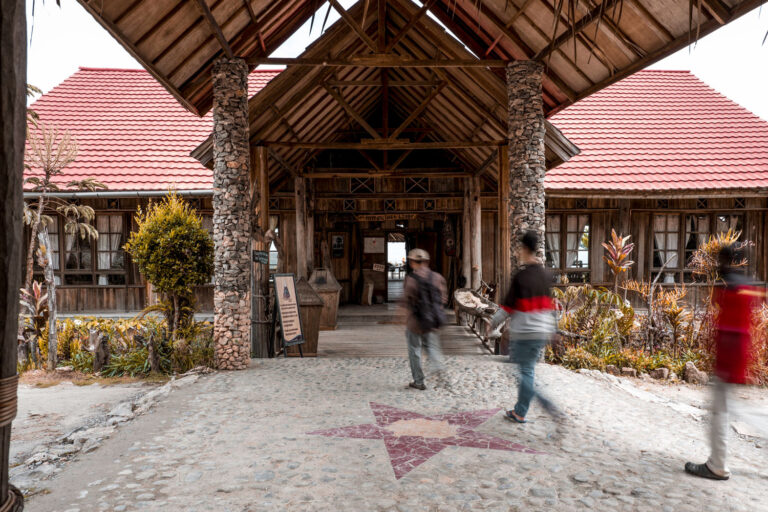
[411, 271, 445, 332]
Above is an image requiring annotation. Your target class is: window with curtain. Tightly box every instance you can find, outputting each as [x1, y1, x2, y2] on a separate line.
[96, 215, 126, 285]
[546, 213, 590, 283]
[652, 214, 680, 283]
[64, 224, 94, 285]
[653, 212, 745, 283]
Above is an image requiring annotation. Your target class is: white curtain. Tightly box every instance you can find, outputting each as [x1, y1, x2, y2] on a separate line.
[48, 219, 60, 271]
[97, 216, 111, 271]
[545, 215, 560, 269]
[566, 215, 589, 268]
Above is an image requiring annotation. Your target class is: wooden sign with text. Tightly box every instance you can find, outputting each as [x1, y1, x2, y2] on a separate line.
[273, 274, 304, 347]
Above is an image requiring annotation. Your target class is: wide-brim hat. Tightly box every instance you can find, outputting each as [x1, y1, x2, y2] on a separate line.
[407, 248, 430, 262]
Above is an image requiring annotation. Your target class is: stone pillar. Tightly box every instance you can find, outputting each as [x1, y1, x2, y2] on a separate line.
[507, 61, 546, 271]
[212, 58, 251, 370]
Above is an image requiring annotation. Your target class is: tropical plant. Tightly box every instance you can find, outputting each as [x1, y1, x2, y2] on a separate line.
[602, 229, 634, 293]
[124, 192, 214, 341]
[18, 280, 48, 369]
[22, 120, 106, 368]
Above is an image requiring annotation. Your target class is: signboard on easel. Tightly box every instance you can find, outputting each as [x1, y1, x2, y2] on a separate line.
[273, 274, 304, 355]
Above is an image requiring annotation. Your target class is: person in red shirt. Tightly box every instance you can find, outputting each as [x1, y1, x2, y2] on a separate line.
[685, 245, 763, 480]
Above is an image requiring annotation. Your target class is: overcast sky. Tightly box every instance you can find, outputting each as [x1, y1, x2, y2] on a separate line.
[26, 0, 768, 120]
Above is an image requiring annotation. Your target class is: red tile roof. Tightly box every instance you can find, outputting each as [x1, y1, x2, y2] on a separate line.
[547, 70, 768, 193]
[26, 67, 279, 191]
[26, 68, 768, 195]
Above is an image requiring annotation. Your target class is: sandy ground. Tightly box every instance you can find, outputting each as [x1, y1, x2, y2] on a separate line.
[12, 374, 160, 466]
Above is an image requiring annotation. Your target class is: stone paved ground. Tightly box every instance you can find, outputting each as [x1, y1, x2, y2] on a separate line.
[27, 356, 768, 511]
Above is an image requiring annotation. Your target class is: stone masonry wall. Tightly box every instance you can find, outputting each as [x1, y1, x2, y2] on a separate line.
[507, 61, 546, 271]
[212, 58, 251, 370]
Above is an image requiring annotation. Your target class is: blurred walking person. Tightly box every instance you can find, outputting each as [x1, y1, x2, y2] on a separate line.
[685, 246, 763, 480]
[496, 231, 561, 424]
[403, 249, 447, 390]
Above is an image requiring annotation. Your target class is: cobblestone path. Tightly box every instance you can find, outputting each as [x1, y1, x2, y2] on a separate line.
[29, 356, 768, 511]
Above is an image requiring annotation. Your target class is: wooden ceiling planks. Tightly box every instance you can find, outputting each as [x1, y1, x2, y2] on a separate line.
[191, 0, 577, 186]
[77, 0, 763, 117]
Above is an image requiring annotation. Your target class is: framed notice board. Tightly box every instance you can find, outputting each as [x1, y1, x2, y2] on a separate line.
[273, 274, 305, 348]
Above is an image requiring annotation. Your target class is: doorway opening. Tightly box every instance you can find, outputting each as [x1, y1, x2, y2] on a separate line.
[387, 233, 407, 302]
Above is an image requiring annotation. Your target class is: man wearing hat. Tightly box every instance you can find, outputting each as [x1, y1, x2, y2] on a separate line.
[402, 248, 447, 390]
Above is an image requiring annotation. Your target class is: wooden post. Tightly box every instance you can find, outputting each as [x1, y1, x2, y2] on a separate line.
[0, 0, 26, 508]
[251, 146, 270, 358]
[470, 176, 482, 289]
[461, 179, 472, 288]
[497, 145, 511, 295]
[306, 179, 315, 275]
[294, 176, 307, 279]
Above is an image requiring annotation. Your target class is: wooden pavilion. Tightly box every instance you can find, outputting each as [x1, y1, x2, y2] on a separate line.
[67, 0, 764, 370]
[0, 0, 764, 504]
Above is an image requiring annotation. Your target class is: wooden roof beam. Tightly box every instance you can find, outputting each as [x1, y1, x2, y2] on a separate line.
[458, 1, 586, 97]
[328, 0, 378, 52]
[325, 79, 442, 87]
[246, 56, 509, 67]
[534, 0, 623, 60]
[192, 0, 234, 59]
[485, 0, 537, 56]
[268, 148, 299, 178]
[385, 0, 438, 52]
[700, 0, 731, 24]
[263, 141, 506, 150]
[323, 84, 382, 139]
[243, 0, 258, 25]
[472, 151, 498, 177]
[388, 81, 448, 139]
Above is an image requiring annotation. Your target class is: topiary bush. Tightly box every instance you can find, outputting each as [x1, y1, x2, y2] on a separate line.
[124, 192, 214, 340]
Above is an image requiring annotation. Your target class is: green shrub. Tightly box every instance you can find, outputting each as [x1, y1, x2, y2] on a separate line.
[124, 192, 213, 338]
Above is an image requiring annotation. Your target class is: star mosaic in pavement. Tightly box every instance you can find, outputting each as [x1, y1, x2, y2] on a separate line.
[307, 403, 545, 479]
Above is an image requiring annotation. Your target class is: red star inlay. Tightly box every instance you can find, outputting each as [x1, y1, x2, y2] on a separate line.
[307, 402, 544, 479]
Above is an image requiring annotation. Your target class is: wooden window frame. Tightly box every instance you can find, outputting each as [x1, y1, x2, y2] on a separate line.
[650, 211, 745, 283]
[545, 212, 592, 284]
[37, 212, 133, 288]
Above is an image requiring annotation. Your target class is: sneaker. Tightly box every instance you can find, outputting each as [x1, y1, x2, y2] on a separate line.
[408, 382, 426, 390]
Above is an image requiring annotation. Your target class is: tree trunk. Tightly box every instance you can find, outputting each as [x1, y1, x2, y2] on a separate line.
[38, 228, 57, 371]
[1, 1, 27, 508]
[147, 333, 160, 373]
[172, 295, 180, 344]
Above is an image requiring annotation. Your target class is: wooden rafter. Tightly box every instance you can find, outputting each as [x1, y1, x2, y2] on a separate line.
[389, 131, 429, 172]
[358, 150, 383, 171]
[385, 0, 438, 52]
[328, 0, 378, 51]
[323, 84, 382, 139]
[455, 1, 586, 97]
[268, 148, 299, 177]
[625, 0, 674, 41]
[485, 0, 536, 55]
[243, 0, 258, 25]
[534, 0, 624, 60]
[388, 81, 447, 139]
[246, 56, 509, 67]
[472, 151, 497, 177]
[263, 140, 506, 150]
[192, 0, 234, 59]
[700, 0, 731, 24]
[325, 79, 442, 87]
